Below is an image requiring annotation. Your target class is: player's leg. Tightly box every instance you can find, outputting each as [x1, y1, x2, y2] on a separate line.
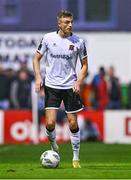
[67, 112, 81, 168]
[45, 109, 59, 153]
[44, 86, 62, 153]
[62, 89, 83, 168]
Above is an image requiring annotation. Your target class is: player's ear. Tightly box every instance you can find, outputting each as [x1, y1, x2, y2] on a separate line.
[58, 19, 61, 28]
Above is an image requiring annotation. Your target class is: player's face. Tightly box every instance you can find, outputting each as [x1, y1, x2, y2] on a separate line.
[58, 16, 73, 36]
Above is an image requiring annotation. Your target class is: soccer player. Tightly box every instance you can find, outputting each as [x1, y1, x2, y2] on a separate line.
[33, 10, 88, 168]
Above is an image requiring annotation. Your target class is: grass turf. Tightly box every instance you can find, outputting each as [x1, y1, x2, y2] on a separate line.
[0, 143, 131, 179]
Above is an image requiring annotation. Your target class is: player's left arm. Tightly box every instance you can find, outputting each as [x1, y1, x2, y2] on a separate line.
[72, 57, 88, 93]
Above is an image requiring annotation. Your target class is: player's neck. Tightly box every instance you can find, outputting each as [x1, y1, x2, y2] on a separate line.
[58, 30, 72, 38]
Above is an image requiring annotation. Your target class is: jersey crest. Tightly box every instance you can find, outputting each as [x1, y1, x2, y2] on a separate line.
[69, 45, 74, 50]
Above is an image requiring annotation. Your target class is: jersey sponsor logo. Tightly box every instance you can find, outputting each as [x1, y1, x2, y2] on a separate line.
[69, 45, 74, 50]
[50, 53, 72, 60]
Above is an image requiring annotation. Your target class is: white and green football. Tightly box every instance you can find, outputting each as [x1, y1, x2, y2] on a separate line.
[40, 150, 60, 168]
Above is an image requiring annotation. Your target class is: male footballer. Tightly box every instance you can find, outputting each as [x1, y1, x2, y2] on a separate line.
[33, 10, 88, 168]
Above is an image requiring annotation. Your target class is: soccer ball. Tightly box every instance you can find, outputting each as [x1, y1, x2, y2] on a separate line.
[40, 150, 60, 168]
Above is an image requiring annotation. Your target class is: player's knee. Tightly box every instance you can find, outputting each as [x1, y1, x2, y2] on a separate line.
[46, 121, 55, 130]
[70, 126, 79, 133]
[69, 120, 78, 131]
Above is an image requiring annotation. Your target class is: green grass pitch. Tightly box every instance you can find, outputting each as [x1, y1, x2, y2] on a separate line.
[0, 143, 131, 179]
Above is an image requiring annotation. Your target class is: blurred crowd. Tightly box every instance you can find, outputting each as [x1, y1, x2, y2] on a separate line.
[0, 62, 131, 111]
[81, 66, 131, 110]
[0, 61, 34, 110]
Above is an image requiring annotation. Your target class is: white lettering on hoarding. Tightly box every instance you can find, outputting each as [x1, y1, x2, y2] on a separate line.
[10, 120, 70, 142]
[10, 121, 31, 141]
[0, 37, 37, 49]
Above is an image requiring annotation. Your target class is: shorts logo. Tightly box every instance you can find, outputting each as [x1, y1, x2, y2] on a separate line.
[69, 45, 74, 50]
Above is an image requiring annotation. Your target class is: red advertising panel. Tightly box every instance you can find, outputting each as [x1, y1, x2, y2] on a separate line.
[3, 110, 104, 144]
[78, 110, 104, 141]
[4, 110, 32, 143]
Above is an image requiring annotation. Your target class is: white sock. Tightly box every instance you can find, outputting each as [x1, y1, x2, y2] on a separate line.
[70, 130, 80, 161]
[46, 128, 56, 142]
[73, 150, 80, 161]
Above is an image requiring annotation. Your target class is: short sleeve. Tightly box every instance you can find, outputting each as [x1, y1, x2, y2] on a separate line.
[36, 37, 47, 55]
[78, 40, 87, 60]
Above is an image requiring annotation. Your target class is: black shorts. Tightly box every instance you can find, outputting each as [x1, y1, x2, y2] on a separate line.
[44, 86, 84, 113]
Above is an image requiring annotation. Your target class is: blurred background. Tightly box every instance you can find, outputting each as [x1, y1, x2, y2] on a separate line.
[0, 0, 131, 144]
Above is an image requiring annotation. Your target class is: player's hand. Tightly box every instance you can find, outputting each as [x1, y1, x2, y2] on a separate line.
[72, 81, 81, 94]
[35, 75, 43, 93]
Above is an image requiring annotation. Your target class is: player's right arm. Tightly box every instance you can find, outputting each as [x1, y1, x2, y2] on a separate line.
[33, 52, 43, 93]
[33, 37, 47, 92]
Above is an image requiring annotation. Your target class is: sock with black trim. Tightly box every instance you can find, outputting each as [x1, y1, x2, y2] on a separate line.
[46, 127, 56, 142]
